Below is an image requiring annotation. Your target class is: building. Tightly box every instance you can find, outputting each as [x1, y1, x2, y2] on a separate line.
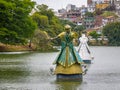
[114, 0, 120, 16]
[87, 0, 96, 12]
[58, 8, 66, 14]
[95, 15, 103, 27]
[66, 4, 76, 12]
[81, 5, 88, 17]
[64, 11, 81, 22]
[102, 16, 115, 26]
[83, 16, 95, 29]
[73, 17, 83, 25]
[87, 0, 93, 5]
[96, 3, 109, 10]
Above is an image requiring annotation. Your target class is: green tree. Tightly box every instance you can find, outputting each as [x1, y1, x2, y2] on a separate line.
[32, 4, 65, 46]
[74, 25, 85, 37]
[103, 22, 120, 46]
[89, 31, 100, 40]
[36, 4, 54, 24]
[85, 12, 94, 17]
[59, 19, 76, 29]
[94, 9, 103, 15]
[33, 30, 54, 51]
[31, 12, 49, 29]
[101, 11, 118, 18]
[0, 0, 36, 44]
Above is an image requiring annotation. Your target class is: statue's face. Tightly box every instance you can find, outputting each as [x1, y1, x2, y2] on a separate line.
[65, 28, 70, 33]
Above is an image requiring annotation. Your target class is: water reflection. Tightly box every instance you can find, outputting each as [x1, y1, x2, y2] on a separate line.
[54, 81, 82, 90]
[0, 68, 30, 83]
[0, 52, 32, 83]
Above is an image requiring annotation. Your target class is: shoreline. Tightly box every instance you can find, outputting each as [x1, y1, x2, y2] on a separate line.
[0, 43, 58, 52]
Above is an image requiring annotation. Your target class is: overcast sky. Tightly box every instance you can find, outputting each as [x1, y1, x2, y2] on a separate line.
[33, 0, 87, 11]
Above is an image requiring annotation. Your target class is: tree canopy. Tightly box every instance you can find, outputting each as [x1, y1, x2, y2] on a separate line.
[32, 4, 64, 37]
[74, 25, 85, 37]
[85, 12, 94, 17]
[103, 22, 120, 46]
[101, 11, 118, 18]
[0, 0, 36, 44]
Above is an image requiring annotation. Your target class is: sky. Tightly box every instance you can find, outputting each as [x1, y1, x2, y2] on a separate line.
[33, 0, 87, 11]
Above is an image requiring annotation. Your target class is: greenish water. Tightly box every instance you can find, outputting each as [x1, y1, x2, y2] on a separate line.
[0, 47, 120, 90]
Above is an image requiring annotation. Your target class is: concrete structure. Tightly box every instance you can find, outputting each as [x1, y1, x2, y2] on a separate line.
[66, 4, 76, 12]
[58, 8, 66, 14]
[102, 16, 115, 26]
[66, 12, 81, 23]
[83, 16, 95, 29]
[114, 0, 120, 16]
[95, 15, 103, 27]
[81, 5, 88, 17]
[87, 0, 96, 12]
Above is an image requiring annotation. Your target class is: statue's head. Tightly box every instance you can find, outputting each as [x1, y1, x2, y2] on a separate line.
[64, 24, 71, 33]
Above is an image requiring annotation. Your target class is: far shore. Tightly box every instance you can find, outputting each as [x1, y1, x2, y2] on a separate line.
[0, 43, 35, 52]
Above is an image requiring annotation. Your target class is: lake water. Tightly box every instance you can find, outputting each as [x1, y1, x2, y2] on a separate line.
[0, 46, 120, 90]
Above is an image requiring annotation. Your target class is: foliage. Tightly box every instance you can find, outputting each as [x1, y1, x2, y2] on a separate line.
[59, 19, 76, 29]
[36, 4, 54, 24]
[0, 0, 36, 44]
[31, 12, 49, 29]
[31, 4, 67, 46]
[101, 11, 118, 18]
[32, 4, 64, 37]
[74, 25, 85, 36]
[89, 31, 100, 39]
[94, 9, 103, 15]
[32, 30, 55, 51]
[0, 28, 25, 44]
[103, 22, 120, 46]
[85, 12, 94, 17]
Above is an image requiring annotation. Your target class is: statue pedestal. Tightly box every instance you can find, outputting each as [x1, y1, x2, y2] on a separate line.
[56, 74, 82, 81]
[83, 60, 91, 64]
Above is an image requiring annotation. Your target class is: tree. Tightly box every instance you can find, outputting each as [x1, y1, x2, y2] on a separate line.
[0, 0, 36, 44]
[103, 22, 120, 46]
[94, 9, 103, 15]
[31, 12, 49, 29]
[32, 30, 54, 51]
[36, 4, 54, 24]
[89, 31, 100, 42]
[74, 25, 85, 37]
[32, 4, 65, 46]
[59, 19, 76, 29]
[101, 11, 118, 18]
[85, 12, 94, 17]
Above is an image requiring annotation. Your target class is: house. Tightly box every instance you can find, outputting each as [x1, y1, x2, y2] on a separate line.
[87, 0, 96, 12]
[95, 15, 103, 27]
[102, 16, 115, 26]
[83, 16, 95, 29]
[114, 0, 120, 16]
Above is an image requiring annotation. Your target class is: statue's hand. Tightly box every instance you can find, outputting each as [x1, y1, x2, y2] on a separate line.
[47, 38, 53, 41]
[50, 38, 53, 40]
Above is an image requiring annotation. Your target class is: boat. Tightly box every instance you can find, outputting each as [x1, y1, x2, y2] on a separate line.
[78, 34, 94, 64]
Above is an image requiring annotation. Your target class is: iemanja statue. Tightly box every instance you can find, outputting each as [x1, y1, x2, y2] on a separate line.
[51, 24, 83, 75]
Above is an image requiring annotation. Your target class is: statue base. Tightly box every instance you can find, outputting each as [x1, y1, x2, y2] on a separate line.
[56, 74, 82, 81]
[83, 60, 91, 64]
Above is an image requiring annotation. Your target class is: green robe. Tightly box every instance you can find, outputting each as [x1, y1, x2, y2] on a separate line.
[53, 32, 83, 67]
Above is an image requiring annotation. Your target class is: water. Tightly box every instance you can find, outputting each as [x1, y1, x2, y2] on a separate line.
[0, 46, 120, 90]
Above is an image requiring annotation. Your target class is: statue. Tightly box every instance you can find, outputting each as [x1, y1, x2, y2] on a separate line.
[78, 33, 94, 64]
[50, 24, 83, 81]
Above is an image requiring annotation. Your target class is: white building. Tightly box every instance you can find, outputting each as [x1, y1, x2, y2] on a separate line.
[66, 4, 76, 12]
[87, 0, 96, 12]
[114, 0, 120, 16]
